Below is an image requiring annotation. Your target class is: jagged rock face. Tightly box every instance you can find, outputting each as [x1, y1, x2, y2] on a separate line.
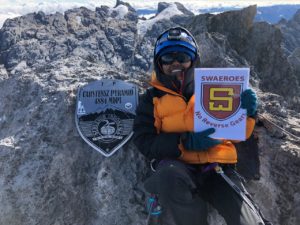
[0, 2, 299, 225]
[277, 9, 300, 86]
[0, 6, 138, 71]
[277, 9, 300, 55]
[157, 2, 194, 16]
[288, 47, 300, 83]
[207, 6, 257, 51]
[242, 22, 299, 100]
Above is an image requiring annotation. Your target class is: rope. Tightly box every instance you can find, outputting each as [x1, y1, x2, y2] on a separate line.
[258, 114, 300, 141]
[146, 197, 154, 225]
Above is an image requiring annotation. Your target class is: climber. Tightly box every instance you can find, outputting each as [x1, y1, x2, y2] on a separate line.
[133, 26, 272, 225]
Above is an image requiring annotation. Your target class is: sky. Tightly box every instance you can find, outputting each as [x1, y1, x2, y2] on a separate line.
[1, 0, 300, 27]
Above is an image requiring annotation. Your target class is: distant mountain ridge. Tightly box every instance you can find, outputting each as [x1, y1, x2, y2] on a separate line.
[138, 4, 300, 24]
[255, 4, 300, 23]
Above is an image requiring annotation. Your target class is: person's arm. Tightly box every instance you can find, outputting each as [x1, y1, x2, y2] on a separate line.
[133, 89, 181, 160]
[242, 89, 258, 139]
[232, 89, 257, 143]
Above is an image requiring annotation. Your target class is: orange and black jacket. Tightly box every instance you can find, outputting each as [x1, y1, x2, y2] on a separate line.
[133, 71, 256, 165]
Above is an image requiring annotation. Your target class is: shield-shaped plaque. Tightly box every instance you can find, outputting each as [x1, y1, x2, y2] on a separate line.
[75, 79, 139, 157]
[202, 83, 242, 121]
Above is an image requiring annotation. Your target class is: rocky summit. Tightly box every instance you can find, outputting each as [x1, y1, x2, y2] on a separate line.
[0, 1, 299, 225]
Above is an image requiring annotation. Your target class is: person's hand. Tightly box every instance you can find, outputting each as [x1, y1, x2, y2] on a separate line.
[181, 128, 222, 151]
[241, 89, 257, 117]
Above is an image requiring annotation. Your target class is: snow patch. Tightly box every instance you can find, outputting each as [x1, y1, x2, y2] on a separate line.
[109, 5, 129, 19]
[0, 137, 15, 148]
[137, 3, 183, 38]
[139, 13, 156, 19]
[75, 16, 82, 25]
[12, 61, 27, 72]
[0, 64, 9, 81]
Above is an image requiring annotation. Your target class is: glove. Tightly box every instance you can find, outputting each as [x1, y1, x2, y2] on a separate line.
[181, 128, 222, 151]
[241, 89, 257, 117]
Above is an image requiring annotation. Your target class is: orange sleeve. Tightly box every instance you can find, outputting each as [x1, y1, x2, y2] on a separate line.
[153, 97, 162, 134]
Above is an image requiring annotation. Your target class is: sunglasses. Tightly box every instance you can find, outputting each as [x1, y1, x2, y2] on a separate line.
[160, 52, 192, 65]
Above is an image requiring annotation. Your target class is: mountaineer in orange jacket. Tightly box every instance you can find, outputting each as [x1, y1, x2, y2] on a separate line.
[133, 27, 271, 225]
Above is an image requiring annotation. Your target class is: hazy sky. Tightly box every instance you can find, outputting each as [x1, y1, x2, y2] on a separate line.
[1, 0, 300, 27]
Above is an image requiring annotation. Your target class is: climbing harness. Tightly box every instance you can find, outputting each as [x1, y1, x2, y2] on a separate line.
[150, 159, 157, 172]
[146, 194, 162, 225]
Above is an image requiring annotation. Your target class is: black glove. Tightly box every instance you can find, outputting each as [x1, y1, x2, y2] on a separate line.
[241, 89, 257, 117]
[181, 128, 222, 152]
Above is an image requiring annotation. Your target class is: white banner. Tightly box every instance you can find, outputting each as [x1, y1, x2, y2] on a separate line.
[194, 68, 249, 140]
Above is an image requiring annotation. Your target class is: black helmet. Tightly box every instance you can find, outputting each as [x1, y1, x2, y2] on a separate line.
[154, 27, 199, 62]
[153, 27, 199, 98]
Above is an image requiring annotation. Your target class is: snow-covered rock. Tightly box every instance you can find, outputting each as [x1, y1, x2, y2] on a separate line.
[137, 3, 184, 37]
